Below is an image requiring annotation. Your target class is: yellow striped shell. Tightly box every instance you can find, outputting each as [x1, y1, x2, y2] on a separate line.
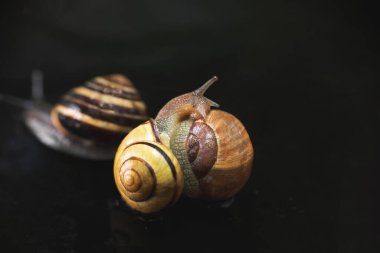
[114, 120, 184, 214]
[50, 74, 148, 144]
[112, 76, 254, 212]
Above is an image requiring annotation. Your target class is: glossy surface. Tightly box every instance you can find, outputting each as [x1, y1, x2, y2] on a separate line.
[114, 122, 184, 213]
[195, 110, 253, 200]
[186, 121, 217, 178]
[51, 74, 148, 142]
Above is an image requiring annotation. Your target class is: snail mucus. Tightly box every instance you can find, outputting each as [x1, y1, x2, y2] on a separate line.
[0, 72, 148, 160]
[114, 76, 254, 214]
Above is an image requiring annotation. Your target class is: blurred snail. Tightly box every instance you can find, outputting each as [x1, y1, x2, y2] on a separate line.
[0, 71, 148, 160]
[114, 76, 254, 213]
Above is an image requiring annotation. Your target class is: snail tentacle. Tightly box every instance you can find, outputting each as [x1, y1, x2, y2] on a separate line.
[114, 76, 254, 213]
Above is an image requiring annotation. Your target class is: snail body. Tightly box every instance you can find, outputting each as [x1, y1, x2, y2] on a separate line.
[114, 76, 254, 213]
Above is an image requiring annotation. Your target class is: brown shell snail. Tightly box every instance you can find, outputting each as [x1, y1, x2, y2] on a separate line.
[114, 76, 254, 213]
[0, 71, 148, 160]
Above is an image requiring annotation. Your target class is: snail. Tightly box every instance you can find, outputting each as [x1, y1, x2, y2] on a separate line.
[114, 76, 254, 213]
[0, 71, 148, 160]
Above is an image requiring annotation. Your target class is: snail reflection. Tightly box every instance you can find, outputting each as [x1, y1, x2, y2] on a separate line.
[110, 198, 257, 253]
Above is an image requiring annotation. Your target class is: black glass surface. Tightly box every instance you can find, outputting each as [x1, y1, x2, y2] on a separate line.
[0, 1, 378, 252]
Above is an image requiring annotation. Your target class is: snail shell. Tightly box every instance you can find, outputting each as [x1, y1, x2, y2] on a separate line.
[185, 110, 253, 200]
[24, 74, 148, 160]
[113, 76, 253, 213]
[153, 76, 253, 200]
[51, 74, 148, 143]
[114, 120, 184, 214]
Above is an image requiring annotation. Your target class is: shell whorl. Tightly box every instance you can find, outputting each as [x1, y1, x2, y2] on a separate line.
[114, 120, 184, 214]
[113, 76, 253, 212]
[51, 74, 148, 143]
[186, 110, 254, 200]
[186, 121, 218, 178]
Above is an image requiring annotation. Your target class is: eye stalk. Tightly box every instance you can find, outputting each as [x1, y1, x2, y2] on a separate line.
[191, 76, 220, 119]
[115, 75, 254, 213]
[194, 76, 218, 96]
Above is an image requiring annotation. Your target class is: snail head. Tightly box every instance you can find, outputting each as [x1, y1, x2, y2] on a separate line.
[190, 76, 219, 120]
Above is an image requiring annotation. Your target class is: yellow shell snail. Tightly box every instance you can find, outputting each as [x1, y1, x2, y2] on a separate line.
[114, 76, 254, 213]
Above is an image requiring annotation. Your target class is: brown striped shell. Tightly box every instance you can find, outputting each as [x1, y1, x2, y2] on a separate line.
[114, 120, 184, 214]
[51, 74, 148, 145]
[184, 110, 254, 200]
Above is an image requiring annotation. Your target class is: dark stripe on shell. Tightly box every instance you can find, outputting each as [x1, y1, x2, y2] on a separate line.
[57, 113, 127, 142]
[121, 157, 157, 202]
[127, 142, 177, 180]
[124, 141, 179, 209]
[86, 81, 141, 100]
[59, 99, 145, 127]
[66, 92, 145, 116]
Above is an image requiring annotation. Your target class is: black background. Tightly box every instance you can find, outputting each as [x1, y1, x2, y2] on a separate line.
[0, 0, 378, 252]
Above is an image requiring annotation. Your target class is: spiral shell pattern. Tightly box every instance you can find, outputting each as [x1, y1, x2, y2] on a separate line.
[51, 74, 148, 143]
[114, 121, 184, 213]
[186, 110, 254, 200]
